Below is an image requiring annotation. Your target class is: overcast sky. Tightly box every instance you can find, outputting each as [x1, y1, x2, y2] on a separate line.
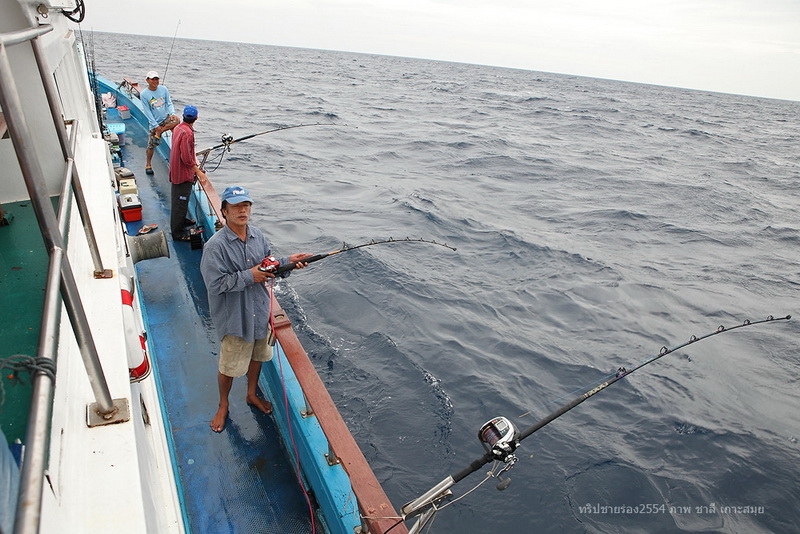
[85, 0, 800, 102]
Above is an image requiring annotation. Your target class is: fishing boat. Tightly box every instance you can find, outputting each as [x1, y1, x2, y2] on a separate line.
[4, 3, 795, 534]
[0, 1, 406, 532]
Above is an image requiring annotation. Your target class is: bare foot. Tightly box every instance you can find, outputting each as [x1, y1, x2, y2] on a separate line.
[247, 395, 273, 415]
[210, 404, 229, 432]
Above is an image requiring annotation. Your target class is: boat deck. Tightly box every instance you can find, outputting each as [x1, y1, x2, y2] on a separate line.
[116, 117, 314, 532]
[0, 197, 58, 445]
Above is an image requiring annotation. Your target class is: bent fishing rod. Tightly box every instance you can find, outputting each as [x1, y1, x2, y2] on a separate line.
[396, 314, 792, 531]
[259, 237, 457, 275]
[197, 123, 338, 169]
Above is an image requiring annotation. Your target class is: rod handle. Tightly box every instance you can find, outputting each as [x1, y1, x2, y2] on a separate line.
[273, 253, 328, 275]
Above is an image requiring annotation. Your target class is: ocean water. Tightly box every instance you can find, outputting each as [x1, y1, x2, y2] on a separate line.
[89, 32, 799, 533]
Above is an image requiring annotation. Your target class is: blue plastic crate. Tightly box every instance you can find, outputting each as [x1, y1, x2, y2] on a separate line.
[106, 122, 126, 134]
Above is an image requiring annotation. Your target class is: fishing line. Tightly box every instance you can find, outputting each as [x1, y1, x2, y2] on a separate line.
[259, 237, 457, 276]
[407, 461, 517, 530]
[384, 519, 405, 533]
[202, 149, 227, 173]
[162, 20, 181, 85]
[267, 279, 317, 533]
[436, 462, 501, 511]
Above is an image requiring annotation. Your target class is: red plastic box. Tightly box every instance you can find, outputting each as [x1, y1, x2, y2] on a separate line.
[119, 193, 142, 222]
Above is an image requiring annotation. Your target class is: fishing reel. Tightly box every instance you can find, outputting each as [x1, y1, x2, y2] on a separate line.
[258, 256, 280, 273]
[221, 133, 234, 150]
[479, 416, 520, 461]
[479, 416, 520, 490]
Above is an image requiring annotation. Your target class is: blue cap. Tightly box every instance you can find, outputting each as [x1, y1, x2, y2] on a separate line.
[183, 105, 198, 120]
[221, 186, 253, 205]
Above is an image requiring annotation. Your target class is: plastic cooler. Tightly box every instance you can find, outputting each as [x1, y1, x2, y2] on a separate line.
[119, 193, 142, 222]
[106, 121, 126, 145]
[118, 179, 138, 195]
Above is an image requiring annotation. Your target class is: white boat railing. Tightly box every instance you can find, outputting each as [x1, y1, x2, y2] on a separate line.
[0, 23, 131, 534]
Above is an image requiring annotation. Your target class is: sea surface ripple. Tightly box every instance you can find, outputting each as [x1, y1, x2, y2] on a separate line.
[92, 32, 800, 533]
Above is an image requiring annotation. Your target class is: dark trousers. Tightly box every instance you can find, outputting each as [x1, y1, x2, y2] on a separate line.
[170, 181, 193, 237]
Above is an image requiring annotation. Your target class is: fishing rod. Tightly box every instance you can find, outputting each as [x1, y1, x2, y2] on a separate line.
[161, 20, 180, 85]
[396, 314, 792, 533]
[258, 237, 457, 276]
[79, 28, 104, 132]
[197, 123, 337, 169]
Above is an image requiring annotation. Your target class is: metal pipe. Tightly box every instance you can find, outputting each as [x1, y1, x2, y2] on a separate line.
[407, 508, 436, 534]
[57, 157, 75, 236]
[0, 24, 52, 46]
[31, 37, 107, 276]
[0, 37, 115, 412]
[14, 247, 63, 534]
[400, 476, 454, 517]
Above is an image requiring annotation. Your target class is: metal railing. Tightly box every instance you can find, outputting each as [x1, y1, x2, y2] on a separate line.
[31, 35, 111, 279]
[0, 23, 130, 534]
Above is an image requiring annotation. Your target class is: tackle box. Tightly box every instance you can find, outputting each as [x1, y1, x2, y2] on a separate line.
[114, 167, 134, 185]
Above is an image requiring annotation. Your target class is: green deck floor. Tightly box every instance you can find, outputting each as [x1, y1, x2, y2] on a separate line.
[0, 199, 56, 445]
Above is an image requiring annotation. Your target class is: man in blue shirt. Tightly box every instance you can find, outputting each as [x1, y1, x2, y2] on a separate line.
[200, 186, 309, 432]
[140, 70, 179, 175]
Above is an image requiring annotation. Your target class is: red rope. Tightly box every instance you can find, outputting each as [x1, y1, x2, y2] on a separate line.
[268, 278, 316, 533]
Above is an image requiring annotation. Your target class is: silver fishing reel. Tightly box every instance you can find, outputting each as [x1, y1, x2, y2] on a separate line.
[479, 416, 520, 490]
[479, 416, 520, 462]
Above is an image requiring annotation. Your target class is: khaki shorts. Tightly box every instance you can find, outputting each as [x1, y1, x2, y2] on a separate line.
[219, 332, 274, 377]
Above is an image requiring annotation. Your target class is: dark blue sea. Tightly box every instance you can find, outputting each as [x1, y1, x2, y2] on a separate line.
[90, 32, 799, 533]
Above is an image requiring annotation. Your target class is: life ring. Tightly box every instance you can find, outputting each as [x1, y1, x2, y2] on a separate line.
[120, 275, 151, 381]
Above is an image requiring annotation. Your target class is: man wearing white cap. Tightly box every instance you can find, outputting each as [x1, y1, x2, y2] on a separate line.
[140, 70, 179, 175]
